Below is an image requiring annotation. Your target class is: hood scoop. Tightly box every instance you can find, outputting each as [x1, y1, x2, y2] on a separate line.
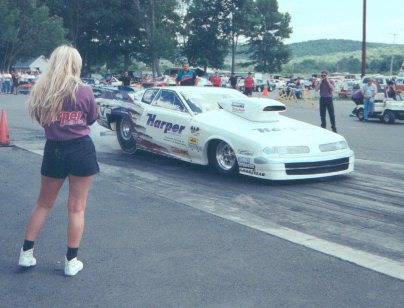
[218, 98, 286, 122]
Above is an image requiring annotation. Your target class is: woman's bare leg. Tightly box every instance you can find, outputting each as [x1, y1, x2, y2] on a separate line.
[67, 175, 93, 248]
[24, 176, 65, 241]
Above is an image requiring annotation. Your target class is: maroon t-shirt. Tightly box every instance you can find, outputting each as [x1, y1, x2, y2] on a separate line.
[43, 84, 97, 141]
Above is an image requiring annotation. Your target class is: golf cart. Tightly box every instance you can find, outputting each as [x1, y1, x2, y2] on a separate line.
[356, 93, 404, 123]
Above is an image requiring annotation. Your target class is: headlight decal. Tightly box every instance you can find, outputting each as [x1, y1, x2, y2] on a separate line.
[263, 146, 310, 155]
[319, 141, 348, 152]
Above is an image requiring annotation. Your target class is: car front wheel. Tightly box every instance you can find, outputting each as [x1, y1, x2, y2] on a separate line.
[116, 116, 137, 154]
[209, 140, 238, 175]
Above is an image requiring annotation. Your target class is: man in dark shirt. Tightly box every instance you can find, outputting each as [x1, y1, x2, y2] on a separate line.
[229, 73, 237, 89]
[315, 70, 337, 132]
[176, 63, 197, 86]
[120, 71, 131, 86]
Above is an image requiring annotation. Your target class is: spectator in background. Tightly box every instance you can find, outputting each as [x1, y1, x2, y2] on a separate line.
[229, 73, 237, 89]
[315, 70, 337, 132]
[350, 88, 364, 117]
[120, 71, 131, 86]
[11, 70, 19, 95]
[209, 72, 221, 87]
[176, 63, 197, 86]
[244, 72, 254, 96]
[3, 71, 11, 94]
[103, 70, 112, 83]
[385, 80, 397, 100]
[0, 71, 3, 94]
[221, 74, 229, 87]
[362, 78, 377, 121]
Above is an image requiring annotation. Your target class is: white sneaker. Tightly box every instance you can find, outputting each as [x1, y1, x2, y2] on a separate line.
[64, 257, 83, 276]
[18, 248, 37, 267]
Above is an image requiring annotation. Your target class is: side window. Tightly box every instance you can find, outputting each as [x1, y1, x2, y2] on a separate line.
[114, 92, 132, 102]
[153, 90, 186, 112]
[141, 89, 159, 104]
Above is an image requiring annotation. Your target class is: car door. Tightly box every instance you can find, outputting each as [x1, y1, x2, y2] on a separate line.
[137, 89, 192, 160]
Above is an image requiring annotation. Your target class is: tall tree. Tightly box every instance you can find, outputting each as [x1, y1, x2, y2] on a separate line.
[0, 0, 66, 70]
[183, 0, 229, 71]
[245, 0, 291, 73]
[222, 0, 256, 74]
[134, 0, 181, 76]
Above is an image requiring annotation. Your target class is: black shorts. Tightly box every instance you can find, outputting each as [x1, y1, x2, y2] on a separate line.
[41, 135, 99, 178]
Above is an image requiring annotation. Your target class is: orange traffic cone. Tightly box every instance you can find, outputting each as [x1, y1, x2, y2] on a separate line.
[262, 85, 268, 96]
[0, 109, 10, 145]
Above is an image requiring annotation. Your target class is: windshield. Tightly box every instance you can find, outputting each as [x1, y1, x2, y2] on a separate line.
[180, 91, 244, 114]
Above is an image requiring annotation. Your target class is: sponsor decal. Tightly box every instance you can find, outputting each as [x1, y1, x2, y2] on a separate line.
[237, 149, 254, 156]
[188, 137, 198, 145]
[98, 106, 111, 117]
[253, 127, 314, 133]
[146, 113, 185, 134]
[239, 168, 265, 177]
[189, 144, 202, 152]
[171, 148, 189, 156]
[58, 111, 84, 126]
[190, 126, 200, 135]
[232, 102, 245, 112]
[237, 156, 255, 169]
[163, 136, 186, 146]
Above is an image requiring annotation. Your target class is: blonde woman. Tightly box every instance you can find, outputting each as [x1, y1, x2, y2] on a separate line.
[19, 45, 99, 276]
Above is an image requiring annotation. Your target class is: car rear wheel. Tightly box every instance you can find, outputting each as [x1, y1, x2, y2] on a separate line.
[209, 140, 238, 175]
[381, 110, 395, 124]
[116, 116, 137, 154]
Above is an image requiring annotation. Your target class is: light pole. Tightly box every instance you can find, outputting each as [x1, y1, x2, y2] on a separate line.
[361, 0, 366, 77]
[389, 33, 398, 76]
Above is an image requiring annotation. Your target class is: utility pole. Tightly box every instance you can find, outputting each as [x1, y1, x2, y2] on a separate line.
[361, 0, 366, 77]
[389, 33, 398, 76]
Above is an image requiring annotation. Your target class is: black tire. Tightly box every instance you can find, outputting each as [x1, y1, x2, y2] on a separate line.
[357, 108, 364, 121]
[116, 116, 137, 154]
[208, 140, 238, 175]
[382, 110, 395, 124]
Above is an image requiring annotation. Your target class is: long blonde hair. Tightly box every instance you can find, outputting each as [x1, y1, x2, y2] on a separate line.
[28, 45, 84, 126]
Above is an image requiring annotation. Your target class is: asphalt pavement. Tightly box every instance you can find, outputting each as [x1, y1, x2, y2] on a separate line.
[1, 144, 404, 307]
[1, 92, 404, 307]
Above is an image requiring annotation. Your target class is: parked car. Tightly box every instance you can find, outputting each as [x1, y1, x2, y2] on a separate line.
[101, 76, 122, 86]
[16, 81, 35, 95]
[270, 79, 286, 89]
[142, 75, 176, 88]
[96, 86, 354, 180]
[196, 77, 213, 87]
[361, 75, 389, 93]
[82, 77, 100, 86]
[395, 77, 404, 93]
[338, 80, 360, 98]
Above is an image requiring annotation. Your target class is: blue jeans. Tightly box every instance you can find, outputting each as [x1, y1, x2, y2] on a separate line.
[364, 97, 374, 120]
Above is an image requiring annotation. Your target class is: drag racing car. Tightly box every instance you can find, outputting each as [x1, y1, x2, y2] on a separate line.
[96, 87, 354, 180]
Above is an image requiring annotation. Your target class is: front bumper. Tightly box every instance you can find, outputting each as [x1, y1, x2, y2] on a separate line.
[238, 151, 355, 181]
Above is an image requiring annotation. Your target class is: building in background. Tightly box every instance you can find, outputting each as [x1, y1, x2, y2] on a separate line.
[13, 55, 48, 72]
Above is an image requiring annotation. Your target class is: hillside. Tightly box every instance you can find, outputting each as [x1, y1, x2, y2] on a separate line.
[288, 39, 390, 57]
[230, 39, 404, 74]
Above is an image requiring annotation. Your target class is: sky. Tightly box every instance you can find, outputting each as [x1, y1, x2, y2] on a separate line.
[277, 0, 404, 44]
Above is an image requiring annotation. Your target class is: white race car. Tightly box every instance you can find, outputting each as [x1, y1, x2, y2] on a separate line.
[96, 87, 354, 180]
